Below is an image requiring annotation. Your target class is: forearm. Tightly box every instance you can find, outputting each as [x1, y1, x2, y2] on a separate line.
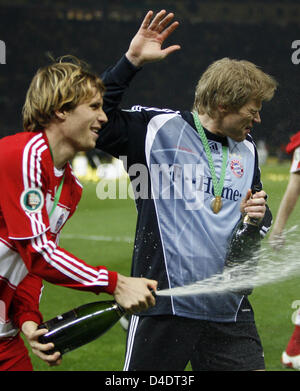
[101, 55, 141, 115]
[11, 273, 43, 329]
[272, 173, 300, 234]
[99, 56, 148, 158]
[272, 192, 299, 233]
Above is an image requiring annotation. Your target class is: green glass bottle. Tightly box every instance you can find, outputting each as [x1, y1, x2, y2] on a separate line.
[38, 300, 124, 355]
[224, 214, 261, 295]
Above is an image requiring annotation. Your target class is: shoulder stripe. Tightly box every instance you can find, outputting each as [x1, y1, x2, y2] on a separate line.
[130, 105, 180, 114]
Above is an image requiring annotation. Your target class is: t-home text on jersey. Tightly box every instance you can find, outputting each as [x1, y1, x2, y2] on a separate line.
[0, 40, 6, 64]
[96, 157, 244, 210]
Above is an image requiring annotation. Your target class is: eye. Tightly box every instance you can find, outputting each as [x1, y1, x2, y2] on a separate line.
[90, 102, 101, 110]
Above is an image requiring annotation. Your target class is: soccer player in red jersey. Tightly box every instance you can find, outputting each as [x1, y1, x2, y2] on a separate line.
[0, 56, 157, 370]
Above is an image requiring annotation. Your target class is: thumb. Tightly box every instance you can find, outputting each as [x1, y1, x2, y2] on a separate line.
[244, 189, 252, 202]
[161, 45, 181, 58]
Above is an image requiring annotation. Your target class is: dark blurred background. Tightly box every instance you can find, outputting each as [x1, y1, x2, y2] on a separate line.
[0, 0, 300, 157]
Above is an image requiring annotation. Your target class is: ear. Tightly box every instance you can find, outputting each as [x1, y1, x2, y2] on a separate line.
[217, 105, 228, 114]
[54, 110, 68, 121]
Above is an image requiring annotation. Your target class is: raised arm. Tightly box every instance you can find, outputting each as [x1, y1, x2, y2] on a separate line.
[99, 10, 180, 154]
[126, 10, 181, 67]
[101, 10, 180, 113]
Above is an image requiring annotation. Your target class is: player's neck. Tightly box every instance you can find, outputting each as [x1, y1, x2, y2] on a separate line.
[197, 112, 226, 138]
[45, 128, 76, 169]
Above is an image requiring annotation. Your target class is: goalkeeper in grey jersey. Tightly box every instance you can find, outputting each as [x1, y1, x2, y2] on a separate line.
[97, 10, 277, 371]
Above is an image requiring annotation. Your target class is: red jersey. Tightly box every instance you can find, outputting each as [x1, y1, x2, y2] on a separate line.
[0, 132, 117, 338]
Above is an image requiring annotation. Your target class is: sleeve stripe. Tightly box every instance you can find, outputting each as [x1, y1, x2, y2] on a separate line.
[31, 234, 109, 287]
[22, 133, 43, 189]
[54, 248, 108, 278]
[40, 238, 104, 279]
[24, 211, 46, 237]
[22, 134, 48, 236]
[29, 139, 46, 188]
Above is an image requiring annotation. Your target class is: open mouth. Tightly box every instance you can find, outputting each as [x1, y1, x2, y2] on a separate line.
[91, 128, 100, 136]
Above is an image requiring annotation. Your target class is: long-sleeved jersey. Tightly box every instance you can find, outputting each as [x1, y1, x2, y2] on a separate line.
[0, 131, 117, 337]
[97, 56, 272, 322]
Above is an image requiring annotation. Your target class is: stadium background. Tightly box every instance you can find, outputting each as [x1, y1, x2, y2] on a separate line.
[1, 0, 300, 372]
[1, 0, 300, 154]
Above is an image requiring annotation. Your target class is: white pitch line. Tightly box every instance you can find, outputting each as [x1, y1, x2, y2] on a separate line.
[60, 233, 134, 244]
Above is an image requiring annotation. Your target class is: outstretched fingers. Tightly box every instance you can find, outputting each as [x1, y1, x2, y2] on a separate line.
[160, 21, 180, 43]
[146, 10, 179, 37]
[140, 10, 154, 29]
[148, 9, 167, 30]
[126, 9, 180, 66]
[157, 13, 178, 33]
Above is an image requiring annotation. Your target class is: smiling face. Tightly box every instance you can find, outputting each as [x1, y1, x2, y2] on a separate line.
[218, 99, 262, 142]
[61, 91, 107, 152]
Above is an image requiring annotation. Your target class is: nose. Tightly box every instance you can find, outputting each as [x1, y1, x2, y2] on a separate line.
[98, 108, 108, 125]
[254, 112, 261, 123]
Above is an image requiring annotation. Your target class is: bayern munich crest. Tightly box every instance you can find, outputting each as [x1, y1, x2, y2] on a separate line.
[230, 159, 244, 178]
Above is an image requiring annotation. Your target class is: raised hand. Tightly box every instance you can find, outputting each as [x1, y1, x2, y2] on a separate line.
[126, 10, 181, 67]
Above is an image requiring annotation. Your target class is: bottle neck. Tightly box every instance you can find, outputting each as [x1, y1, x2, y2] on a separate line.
[243, 214, 261, 226]
[113, 302, 125, 317]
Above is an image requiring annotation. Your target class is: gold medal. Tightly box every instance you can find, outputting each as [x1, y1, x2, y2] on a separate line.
[211, 196, 222, 214]
[192, 112, 228, 216]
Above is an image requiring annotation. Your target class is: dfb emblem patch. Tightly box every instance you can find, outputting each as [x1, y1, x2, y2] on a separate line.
[230, 159, 244, 178]
[20, 188, 44, 213]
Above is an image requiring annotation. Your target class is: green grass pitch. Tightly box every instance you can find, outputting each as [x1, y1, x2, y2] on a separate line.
[24, 160, 300, 371]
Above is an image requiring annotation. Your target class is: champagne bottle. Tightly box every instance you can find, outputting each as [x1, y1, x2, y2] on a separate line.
[224, 214, 261, 295]
[38, 300, 124, 355]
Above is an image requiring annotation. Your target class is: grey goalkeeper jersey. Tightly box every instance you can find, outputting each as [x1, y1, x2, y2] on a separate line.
[98, 56, 272, 322]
